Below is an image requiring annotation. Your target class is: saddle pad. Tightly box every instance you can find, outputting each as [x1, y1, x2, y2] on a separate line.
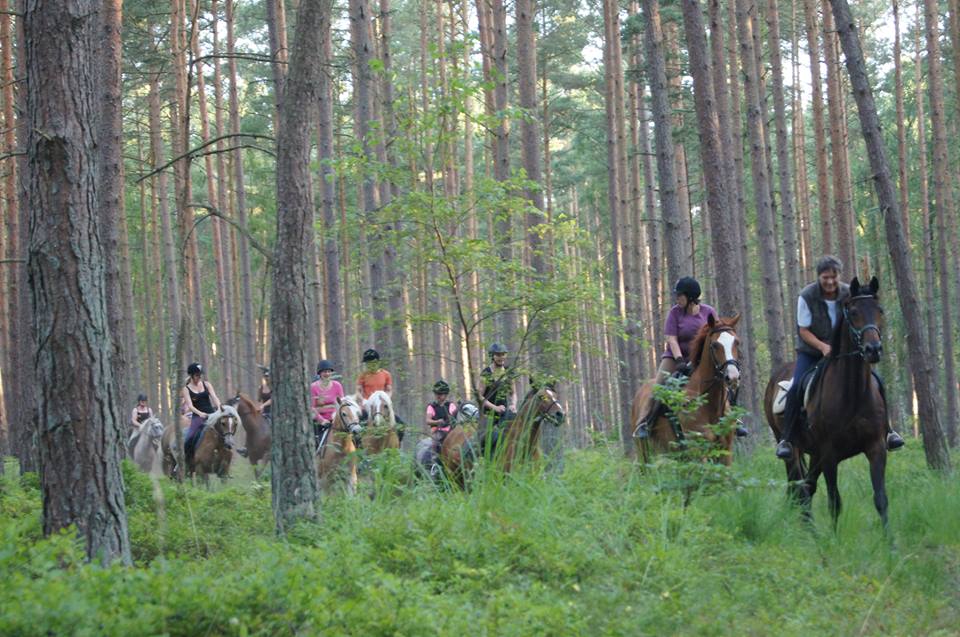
[772, 367, 819, 416]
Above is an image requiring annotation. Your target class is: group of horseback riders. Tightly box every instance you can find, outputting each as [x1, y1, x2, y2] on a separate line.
[633, 257, 904, 457]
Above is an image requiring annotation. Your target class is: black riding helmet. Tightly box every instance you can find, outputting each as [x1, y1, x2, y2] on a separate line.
[362, 348, 380, 363]
[187, 362, 203, 376]
[488, 342, 508, 357]
[137, 393, 148, 402]
[317, 359, 335, 374]
[433, 380, 450, 394]
[674, 277, 701, 302]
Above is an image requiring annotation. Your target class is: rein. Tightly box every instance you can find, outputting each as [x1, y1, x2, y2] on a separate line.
[837, 295, 882, 360]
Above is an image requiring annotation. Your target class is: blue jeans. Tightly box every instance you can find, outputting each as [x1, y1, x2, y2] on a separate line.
[792, 351, 821, 386]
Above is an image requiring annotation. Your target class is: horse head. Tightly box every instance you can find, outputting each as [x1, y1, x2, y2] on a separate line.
[334, 396, 363, 437]
[364, 391, 395, 429]
[844, 276, 883, 363]
[533, 387, 564, 428]
[206, 405, 240, 450]
[703, 313, 742, 390]
[455, 401, 480, 426]
[143, 416, 165, 443]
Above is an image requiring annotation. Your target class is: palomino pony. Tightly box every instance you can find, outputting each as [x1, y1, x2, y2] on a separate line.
[498, 386, 565, 473]
[361, 390, 400, 454]
[161, 405, 240, 485]
[131, 416, 165, 472]
[630, 314, 742, 465]
[228, 393, 271, 478]
[316, 396, 363, 494]
[764, 276, 890, 528]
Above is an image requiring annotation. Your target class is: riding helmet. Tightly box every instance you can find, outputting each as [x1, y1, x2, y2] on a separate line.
[488, 342, 509, 356]
[137, 393, 148, 402]
[187, 362, 203, 376]
[362, 348, 380, 362]
[433, 380, 450, 394]
[317, 359, 335, 374]
[673, 277, 701, 302]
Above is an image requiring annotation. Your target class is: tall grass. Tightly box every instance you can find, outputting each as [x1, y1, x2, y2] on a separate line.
[1, 444, 957, 636]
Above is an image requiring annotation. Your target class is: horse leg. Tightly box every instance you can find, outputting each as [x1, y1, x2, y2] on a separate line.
[867, 447, 889, 530]
[800, 458, 820, 525]
[822, 461, 842, 530]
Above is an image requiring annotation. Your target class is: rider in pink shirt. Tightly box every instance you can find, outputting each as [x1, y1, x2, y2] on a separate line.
[311, 360, 345, 447]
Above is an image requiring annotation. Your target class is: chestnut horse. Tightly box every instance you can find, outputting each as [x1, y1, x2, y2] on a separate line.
[498, 386, 565, 473]
[360, 390, 400, 455]
[432, 401, 481, 488]
[316, 396, 363, 494]
[630, 314, 742, 465]
[228, 393, 271, 478]
[764, 277, 889, 528]
[161, 405, 240, 486]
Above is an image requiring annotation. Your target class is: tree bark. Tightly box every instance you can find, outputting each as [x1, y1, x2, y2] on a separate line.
[828, 0, 951, 469]
[804, 0, 832, 256]
[270, 0, 327, 532]
[1, 0, 18, 462]
[25, 0, 131, 563]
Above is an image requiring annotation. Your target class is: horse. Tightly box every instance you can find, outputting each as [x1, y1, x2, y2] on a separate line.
[764, 276, 889, 528]
[130, 416, 165, 472]
[411, 401, 481, 488]
[227, 393, 271, 479]
[161, 405, 240, 486]
[630, 314, 742, 465]
[498, 386, 565, 473]
[360, 390, 400, 455]
[316, 396, 363, 495]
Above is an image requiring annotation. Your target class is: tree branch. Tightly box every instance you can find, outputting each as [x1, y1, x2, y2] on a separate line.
[182, 203, 273, 263]
[136, 133, 275, 183]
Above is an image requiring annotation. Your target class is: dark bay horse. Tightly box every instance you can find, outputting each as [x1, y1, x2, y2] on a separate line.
[630, 314, 742, 465]
[161, 405, 240, 486]
[764, 276, 889, 527]
[498, 386, 565, 473]
[228, 393, 271, 478]
[316, 396, 363, 495]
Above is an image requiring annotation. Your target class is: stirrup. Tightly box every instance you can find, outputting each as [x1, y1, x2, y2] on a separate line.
[735, 420, 749, 437]
[775, 439, 793, 459]
[886, 431, 905, 451]
[632, 421, 649, 440]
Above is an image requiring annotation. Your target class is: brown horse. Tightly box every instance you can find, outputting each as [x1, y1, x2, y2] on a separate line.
[764, 276, 889, 528]
[228, 393, 271, 478]
[630, 314, 742, 465]
[316, 396, 363, 494]
[434, 401, 481, 488]
[498, 387, 565, 473]
[360, 390, 400, 455]
[161, 405, 240, 486]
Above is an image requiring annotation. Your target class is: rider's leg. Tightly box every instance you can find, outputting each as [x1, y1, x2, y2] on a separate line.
[776, 352, 819, 458]
[634, 357, 677, 439]
[871, 371, 905, 450]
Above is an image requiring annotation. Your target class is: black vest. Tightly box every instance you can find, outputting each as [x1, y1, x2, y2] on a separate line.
[796, 281, 850, 356]
[430, 400, 453, 424]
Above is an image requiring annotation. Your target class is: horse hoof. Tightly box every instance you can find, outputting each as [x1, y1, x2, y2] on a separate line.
[886, 433, 905, 451]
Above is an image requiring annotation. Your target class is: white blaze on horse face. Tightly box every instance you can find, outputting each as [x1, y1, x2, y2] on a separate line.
[717, 332, 740, 381]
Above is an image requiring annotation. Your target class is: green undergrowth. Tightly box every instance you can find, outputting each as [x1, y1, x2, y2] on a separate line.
[0, 445, 957, 636]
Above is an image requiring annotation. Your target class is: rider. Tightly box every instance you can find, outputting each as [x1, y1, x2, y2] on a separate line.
[181, 362, 223, 465]
[258, 366, 272, 420]
[128, 393, 154, 451]
[426, 379, 458, 448]
[355, 348, 406, 441]
[311, 359, 345, 448]
[775, 256, 905, 458]
[479, 342, 517, 453]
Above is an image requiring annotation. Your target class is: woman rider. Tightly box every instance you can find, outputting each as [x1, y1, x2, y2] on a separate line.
[634, 277, 747, 439]
[128, 393, 154, 451]
[775, 256, 904, 458]
[181, 362, 223, 464]
[311, 359, 345, 449]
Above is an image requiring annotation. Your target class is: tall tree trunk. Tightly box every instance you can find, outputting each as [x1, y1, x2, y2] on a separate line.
[1, 0, 18, 462]
[270, 0, 327, 532]
[791, 0, 813, 278]
[226, 0, 258, 393]
[913, 8, 937, 358]
[266, 0, 288, 106]
[828, 0, 951, 470]
[664, 20, 695, 273]
[922, 0, 960, 445]
[804, 0, 832, 256]
[25, 0, 131, 563]
[893, 0, 909, 243]
[766, 0, 800, 305]
[643, 0, 684, 286]
[491, 0, 515, 342]
[736, 0, 788, 372]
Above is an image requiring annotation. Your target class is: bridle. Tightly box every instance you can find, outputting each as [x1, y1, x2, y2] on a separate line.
[534, 389, 564, 428]
[706, 326, 742, 389]
[839, 295, 883, 359]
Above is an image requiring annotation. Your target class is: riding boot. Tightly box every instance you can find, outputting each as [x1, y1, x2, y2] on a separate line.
[776, 389, 801, 459]
[728, 388, 749, 437]
[633, 399, 664, 439]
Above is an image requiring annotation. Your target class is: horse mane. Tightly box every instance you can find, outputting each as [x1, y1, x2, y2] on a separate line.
[206, 404, 240, 426]
[689, 317, 737, 366]
[364, 391, 395, 425]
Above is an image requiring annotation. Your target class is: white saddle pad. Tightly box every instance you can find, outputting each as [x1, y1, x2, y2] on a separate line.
[772, 380, 792, 415]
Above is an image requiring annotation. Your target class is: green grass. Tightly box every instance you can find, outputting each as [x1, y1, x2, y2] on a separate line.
[1, 443, 957, 636]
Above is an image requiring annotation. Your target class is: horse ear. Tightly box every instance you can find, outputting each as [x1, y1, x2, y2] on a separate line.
[869, 276, 879, 296]
[707, 313, 716, 328]
[337, 396, 343, 405]
[728, 312, 741, 327]
[850, 277, 861, 296]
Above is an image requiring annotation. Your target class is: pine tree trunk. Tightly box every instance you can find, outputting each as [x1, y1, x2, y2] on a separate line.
[25, 0, 132, 563]
[804, 0, 832, 255]
[736, 0, 788, 372]
[271, 0, 327, 532]
[1, 0, 18, 461]
[893, 0, 909, 243]
[664, 21, 695, 273]
[828, 0, 951, 469]
[913, 10, 937, 358]
[791, 0, 813, 279]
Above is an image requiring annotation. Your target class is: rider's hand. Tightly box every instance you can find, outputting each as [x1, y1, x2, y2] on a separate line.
[820, 343, 832, 357]
[496, 405, 506, 414]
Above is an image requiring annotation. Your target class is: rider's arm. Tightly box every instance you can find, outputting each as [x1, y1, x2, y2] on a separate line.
[206, 382, 222, 411]
[425, 404, 442, 427]
[665, 335, 683, 360]
[130, 408, 139, 427]
[384, 371, 393, 396]
[799, 327, 831, 356]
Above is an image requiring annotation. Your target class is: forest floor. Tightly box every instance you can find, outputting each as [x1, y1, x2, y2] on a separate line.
[1, 441, 958, 636]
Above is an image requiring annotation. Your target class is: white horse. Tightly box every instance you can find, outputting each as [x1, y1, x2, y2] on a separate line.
[131, 416, 165, 472]
[361, 391, 399, 453]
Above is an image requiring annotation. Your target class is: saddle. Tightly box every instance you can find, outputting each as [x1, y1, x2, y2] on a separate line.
[772, 364, 822, 416]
